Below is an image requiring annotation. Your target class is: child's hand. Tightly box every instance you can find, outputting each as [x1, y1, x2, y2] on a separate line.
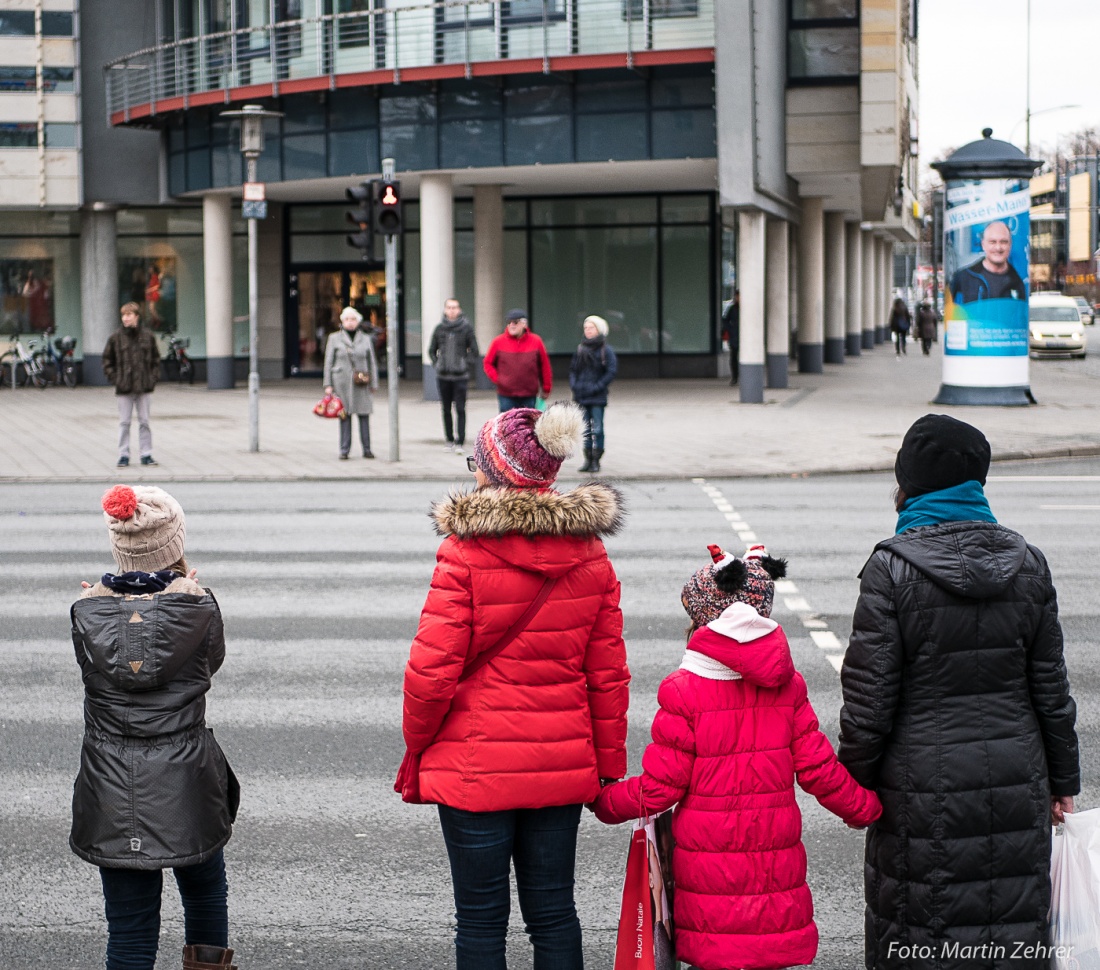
[845, 821, 869, 830]
[187, 568, 198, 581]
[81, 581, 91, 589]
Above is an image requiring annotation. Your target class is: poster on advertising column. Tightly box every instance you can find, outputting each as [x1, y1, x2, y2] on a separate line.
[942, 178, 1030, 389]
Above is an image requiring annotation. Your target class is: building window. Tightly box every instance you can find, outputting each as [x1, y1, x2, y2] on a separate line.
[0, 11, 34, 35]
[42, 67, 75, 92]
[622, 0, 699, 18]
[44, 123, 77, 148]
[0, 122, 37, 147]
[0, 66, 36, 91]
[788, 0, 859, 84]
[41, 11, 74, 36]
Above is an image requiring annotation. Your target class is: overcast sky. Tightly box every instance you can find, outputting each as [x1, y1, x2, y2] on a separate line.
[918, 0, 1100, 167]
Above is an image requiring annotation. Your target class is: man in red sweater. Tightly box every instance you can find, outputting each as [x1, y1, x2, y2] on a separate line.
[483, 308, 553, 412]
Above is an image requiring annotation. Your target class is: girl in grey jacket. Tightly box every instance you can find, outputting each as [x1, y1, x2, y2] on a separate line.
[70, 484, 239, 970]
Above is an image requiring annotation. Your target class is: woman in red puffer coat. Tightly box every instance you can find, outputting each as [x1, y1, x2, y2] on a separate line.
[594, 545, 880, 970]
[400, 402, 630, 970]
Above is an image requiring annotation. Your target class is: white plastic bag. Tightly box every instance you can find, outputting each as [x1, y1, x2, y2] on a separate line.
[1050, 808, 1100, 969]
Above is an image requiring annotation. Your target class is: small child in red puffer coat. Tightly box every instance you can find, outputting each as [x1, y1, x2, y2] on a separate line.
[594, 544, 881, 970]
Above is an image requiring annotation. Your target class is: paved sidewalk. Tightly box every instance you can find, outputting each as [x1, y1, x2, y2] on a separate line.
[1, 347, 1097, 482]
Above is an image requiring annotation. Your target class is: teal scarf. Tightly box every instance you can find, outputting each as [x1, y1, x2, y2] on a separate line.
[895, 480, 997, 534]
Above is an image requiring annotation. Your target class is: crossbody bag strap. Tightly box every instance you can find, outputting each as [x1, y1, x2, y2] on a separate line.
[460, 575, 558, 682]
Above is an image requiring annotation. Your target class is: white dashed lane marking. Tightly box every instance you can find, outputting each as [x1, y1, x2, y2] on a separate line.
[693, 478, 846, 674]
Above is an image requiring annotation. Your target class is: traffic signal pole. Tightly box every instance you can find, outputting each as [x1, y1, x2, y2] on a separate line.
[382, 157, 400, 462]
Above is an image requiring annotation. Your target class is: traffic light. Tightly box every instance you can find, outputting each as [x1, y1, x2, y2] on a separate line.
[373, 178, 403, 238]
[346, 182, 373, 259]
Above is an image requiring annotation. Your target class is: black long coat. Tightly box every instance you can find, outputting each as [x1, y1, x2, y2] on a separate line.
[70, 580, 238, 869]
[838, 522, 1079, 970]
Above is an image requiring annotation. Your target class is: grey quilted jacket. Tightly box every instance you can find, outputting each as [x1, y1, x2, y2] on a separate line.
[69, 580, 238, 869]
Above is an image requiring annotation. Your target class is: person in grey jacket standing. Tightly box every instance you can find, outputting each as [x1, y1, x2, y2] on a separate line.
[71, 484, 239, 970]
[428, 298, 479, 452]
[324, 305, 379, 459]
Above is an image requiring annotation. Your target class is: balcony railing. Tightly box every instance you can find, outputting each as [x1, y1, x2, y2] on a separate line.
[105, 0, 714, 124]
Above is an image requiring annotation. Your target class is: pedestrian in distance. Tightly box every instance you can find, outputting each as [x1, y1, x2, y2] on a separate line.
[888, 297, 911, 357]
[323, 306, 379, 459]
[594, 544, 881, 970]
[70, 484, 240, 970]
[399, 402, 630, 970]
[482, 308, 552, 412]
[838, 414, 1079, 969]
[916, 300, 939, 355]
[102, 302, 161, 468]
[569, 314, 617, 474]
[721, 289, 740, 385]
[427, 297, 479, 453]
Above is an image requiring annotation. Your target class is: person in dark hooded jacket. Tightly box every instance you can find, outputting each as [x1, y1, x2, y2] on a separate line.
[568, 314, 617, 474]
[71, 484, 239, 970]
[838, 414, 1079, 970]
[427, 298, 479, 452]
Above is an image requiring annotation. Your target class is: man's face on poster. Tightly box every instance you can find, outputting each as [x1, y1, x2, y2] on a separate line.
[980, 222, 1012, 272]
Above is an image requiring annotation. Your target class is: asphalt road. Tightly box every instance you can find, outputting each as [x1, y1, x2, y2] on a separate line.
[1, 461, 1097, 969]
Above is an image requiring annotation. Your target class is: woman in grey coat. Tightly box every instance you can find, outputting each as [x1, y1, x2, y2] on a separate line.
[323, 305, 380, 459]
[71, 484, 239, 970]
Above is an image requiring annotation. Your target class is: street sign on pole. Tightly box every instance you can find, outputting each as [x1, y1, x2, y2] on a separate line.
[382, 157, 400, 461]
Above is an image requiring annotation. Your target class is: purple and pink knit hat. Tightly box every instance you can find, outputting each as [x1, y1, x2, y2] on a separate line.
[681, 543, 788, 625]
[474, 403, 583, 488]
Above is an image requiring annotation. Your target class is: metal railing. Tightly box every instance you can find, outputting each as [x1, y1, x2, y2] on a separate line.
[104, 0, 714, 123]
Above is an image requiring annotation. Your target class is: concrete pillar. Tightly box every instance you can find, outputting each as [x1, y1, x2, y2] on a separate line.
[845, 222, 862, 356]
[257, 202, 285, 380]
[419, 173, 454, 401]
[765, 217, 789, 388]
[823, 211, 846, 365]
[79, 207, 119, 386]
[884, 238, 896, 307]
[861, 228, 875, 349]
[788, 225, 799, 361]
[473, 184, 503, 391]
[737, 210, 766, 403]
[203, 194, 234, 388]
[797, 196, 824, 373]
[872, 236, 885, 344]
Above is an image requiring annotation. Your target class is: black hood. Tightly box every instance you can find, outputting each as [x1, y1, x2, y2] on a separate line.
[871, 521, 1028, 599]
[72, 592, 217, 692]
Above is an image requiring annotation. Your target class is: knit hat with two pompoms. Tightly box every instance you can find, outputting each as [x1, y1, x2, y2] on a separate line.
[681, 543, 788, 625]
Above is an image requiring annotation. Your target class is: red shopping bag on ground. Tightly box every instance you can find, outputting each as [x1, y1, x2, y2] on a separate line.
[615, 823, 655, 970]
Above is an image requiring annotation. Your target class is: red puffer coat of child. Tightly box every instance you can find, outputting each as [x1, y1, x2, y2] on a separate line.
[402, 482, 631, 812]
[594, 603, 881, 970]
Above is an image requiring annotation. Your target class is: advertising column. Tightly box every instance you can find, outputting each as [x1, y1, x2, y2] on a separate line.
[939, 177, 1031, 400]
[932, 130, 1041, 405]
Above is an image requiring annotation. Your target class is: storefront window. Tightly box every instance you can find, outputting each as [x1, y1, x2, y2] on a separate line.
[661, 225, 710, 352]
[0, 217, 80, 347]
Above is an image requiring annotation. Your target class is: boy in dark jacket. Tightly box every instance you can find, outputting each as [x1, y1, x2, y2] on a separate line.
[427, 298, 479, 451]
[102, 302, 161, 467]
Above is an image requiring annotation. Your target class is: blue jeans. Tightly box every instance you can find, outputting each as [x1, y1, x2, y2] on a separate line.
[99, 849, 228, 970]
[581, 406, 604, 451]
[497, 394, 537, 412]
[437, 803, 584, 970]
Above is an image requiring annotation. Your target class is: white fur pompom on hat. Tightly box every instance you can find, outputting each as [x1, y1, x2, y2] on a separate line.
[534, 402, 584, 459]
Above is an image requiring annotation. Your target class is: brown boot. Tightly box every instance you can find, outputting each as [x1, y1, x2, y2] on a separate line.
[183, 945, 237, 970]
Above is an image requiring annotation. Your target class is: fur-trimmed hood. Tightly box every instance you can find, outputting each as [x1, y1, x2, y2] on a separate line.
[432, 482, 624, 540]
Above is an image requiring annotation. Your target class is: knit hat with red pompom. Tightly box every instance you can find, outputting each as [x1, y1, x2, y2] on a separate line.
[681, 543, 788, 625]
[101, 484, 186, 572]
[473, 402, 583, 488]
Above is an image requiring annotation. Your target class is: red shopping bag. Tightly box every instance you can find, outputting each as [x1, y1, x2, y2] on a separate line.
[615, 824, 656, 970]
[312, 393, 346, 419]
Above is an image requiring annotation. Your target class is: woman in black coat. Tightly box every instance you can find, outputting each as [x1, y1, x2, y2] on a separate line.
[568, 314, 617, 474]
[71, 485, 239, 970]
[838, 414, 1079, 970]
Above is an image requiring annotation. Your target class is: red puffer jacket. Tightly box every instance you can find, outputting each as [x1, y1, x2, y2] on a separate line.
[595, 604, 881, 970]
[402, 483, 630, 812]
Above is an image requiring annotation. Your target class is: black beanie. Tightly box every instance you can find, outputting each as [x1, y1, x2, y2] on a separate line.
[895, 414, 991, 498]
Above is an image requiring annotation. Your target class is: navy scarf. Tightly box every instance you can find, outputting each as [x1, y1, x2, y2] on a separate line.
[101, 570, 179, 593]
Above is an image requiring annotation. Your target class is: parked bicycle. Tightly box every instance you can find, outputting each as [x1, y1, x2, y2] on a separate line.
[163, 334, 194, 384]
[0, 333, 49, 388]
[32, 329, 79, 388]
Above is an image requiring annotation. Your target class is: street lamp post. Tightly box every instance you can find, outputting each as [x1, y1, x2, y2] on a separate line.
[221, 104, 283, 453]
